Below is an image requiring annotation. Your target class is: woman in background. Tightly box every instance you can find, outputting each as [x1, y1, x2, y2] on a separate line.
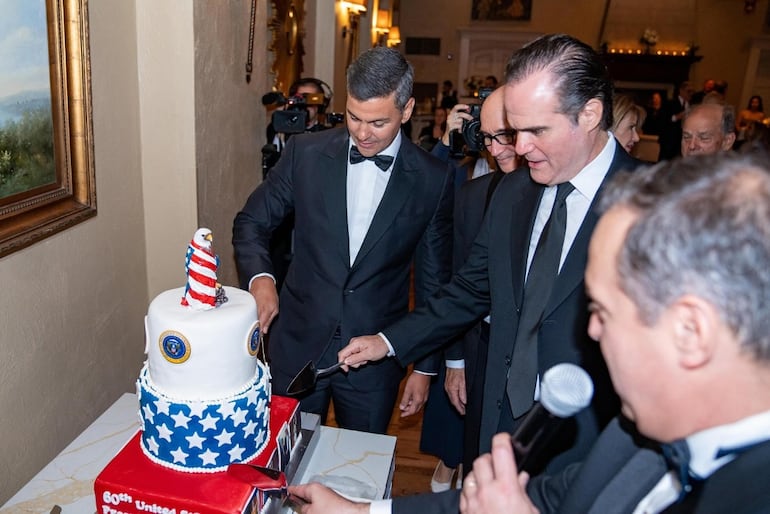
[612, 94, 646, 155]
[418, 107, 448, 152]
[736, 95, 765, 144]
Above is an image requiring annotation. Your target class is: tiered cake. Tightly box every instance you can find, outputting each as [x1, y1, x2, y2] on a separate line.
[95, 229, 300, 514]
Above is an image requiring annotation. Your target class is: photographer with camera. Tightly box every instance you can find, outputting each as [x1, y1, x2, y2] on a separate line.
[263, 78, 332, 168]
[430, 87, 516, 189]
[421, 86, 519, 491]
[261, 78, 335, 291]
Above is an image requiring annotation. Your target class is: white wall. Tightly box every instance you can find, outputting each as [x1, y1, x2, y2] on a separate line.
[136, 2, 199, 297]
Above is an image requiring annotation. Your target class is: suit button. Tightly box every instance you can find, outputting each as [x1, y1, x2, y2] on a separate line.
[505, 355, 511, 365]
[343, 289, 354, 295]
[497, 400, 502, 409]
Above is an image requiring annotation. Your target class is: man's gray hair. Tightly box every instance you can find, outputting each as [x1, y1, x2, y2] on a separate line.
[685, 102, 736, 137]
[346, 46, 414, 111]
[598, 152, 770, 361]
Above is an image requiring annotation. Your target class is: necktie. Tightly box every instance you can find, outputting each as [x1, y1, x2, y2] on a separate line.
[349, 145, 394, 171]
[507, 182, 575, 417]
[661, 439, 699, 503]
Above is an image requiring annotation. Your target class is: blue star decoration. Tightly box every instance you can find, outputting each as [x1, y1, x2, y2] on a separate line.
[137, 367, 269, 471]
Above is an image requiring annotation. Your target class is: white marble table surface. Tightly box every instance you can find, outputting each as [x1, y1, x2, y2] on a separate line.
[1, 393, 396, 514]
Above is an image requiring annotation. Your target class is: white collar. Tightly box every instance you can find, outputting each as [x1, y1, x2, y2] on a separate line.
[567, 133, 615, 203]
[686, 409, 770, 478]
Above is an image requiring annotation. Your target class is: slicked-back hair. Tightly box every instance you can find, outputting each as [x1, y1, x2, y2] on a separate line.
[346, 46, 414, 111]
[598, 152, 770, 362]
[504, 34, 613, 130]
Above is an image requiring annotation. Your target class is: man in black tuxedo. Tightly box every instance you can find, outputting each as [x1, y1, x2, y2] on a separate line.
[233, 47, 453, 434]
[289, 152, 770, 514]
[339, 33, 635, 473]
[658, 81, 693, 161]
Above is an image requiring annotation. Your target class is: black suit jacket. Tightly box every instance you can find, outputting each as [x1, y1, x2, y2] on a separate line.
[233, 127, 453, 389]
[449, 172, 503, 470]
[393, 417, 770, 514]
[384, 144, 639, 468]
[659, 96, 687, 160]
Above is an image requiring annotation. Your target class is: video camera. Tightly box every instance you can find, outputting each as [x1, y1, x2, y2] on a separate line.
[449, 87, 494, 158]
[262, 91, 327, 134]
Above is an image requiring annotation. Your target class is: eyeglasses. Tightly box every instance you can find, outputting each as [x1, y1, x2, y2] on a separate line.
[480, 130, 516, 148]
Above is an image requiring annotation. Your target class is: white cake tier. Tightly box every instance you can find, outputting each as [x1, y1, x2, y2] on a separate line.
[145, 286, 260, 400]
[137, 361, 271, 473]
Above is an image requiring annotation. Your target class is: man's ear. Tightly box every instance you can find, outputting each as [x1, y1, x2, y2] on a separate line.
[401, 97, 416, 124]
[722, 131, 736, 151]
[671, 295, 716, 369]
[579, 98, 604, 132]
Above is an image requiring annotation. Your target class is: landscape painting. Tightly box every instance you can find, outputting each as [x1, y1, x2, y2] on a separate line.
[0, 0, 95, 259]
[0, 1, 55, 200]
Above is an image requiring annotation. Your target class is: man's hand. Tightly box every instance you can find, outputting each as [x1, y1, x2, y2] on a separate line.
[338, 335, 390, 371]
[249, 276, 279, 334]
[459, 433, 538, 514]
[288, 483, 369, 514]
[441, 104, 474, 146]
[399, 372, 431, 417]
[445, 367, 467, 415]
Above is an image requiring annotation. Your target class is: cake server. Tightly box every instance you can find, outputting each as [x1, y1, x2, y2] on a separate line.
[227, 463, 287, 491]
[286, 360, 345, 395]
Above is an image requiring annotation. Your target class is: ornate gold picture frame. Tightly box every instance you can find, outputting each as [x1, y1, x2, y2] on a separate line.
[0, 0, 95, 258]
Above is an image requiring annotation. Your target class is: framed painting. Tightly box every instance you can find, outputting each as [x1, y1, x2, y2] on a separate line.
[0, 0, 95, 258]
[472, 0, 532, 21]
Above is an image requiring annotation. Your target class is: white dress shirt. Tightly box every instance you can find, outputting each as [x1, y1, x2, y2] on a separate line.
[347, 133, 401, 266]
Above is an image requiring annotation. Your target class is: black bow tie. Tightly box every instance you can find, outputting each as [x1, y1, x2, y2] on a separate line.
[661, 440, 701, 503]
[349, 145, 394, 171]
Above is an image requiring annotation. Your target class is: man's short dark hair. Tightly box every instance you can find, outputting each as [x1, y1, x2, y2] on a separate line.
[289, 77, 323, 96]
[346, 47, 414, 111]
[504, 34, 613, 130]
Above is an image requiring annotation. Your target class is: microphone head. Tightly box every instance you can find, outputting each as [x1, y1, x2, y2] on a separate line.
[540, 363, 594, 418]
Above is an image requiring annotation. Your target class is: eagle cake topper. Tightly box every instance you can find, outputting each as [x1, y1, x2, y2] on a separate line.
[181, 227, 228, 309]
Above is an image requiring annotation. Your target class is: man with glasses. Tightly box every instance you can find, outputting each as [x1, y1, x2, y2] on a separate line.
[421, 87, 520, 489]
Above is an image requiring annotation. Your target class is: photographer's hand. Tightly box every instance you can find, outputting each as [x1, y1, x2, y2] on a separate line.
[442, 104, 474, 146]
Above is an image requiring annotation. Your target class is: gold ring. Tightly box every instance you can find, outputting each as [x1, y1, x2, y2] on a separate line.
[465, 479, 477, 488]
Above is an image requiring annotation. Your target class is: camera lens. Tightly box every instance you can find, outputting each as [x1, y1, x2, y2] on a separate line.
[462, 119, 483, 153]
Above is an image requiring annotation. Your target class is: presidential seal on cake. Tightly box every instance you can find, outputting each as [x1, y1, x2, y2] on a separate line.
[95, 229, 301, 514]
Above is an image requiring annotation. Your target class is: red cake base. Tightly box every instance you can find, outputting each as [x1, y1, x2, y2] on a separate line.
[95, 396, 300, 514]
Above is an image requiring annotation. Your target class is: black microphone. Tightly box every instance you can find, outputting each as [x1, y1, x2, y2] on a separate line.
[511, 363, 594, 473]
[261, 91, 284, 105]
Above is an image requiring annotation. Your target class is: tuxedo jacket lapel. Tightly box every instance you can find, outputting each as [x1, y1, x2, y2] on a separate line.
[320, 137, 352, 267]
[586, 448, 667, 514]
[352, 145, 416, 269]
[508, 179, 542, 310]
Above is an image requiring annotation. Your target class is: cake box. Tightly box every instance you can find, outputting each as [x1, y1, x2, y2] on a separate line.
[95, 396, 300, 514]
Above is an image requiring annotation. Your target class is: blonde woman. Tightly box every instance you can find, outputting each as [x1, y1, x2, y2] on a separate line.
[612, 94, 647, 153]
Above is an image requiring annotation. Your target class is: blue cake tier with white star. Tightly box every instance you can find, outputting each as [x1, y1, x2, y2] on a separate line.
[137, 360, 271, 473]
